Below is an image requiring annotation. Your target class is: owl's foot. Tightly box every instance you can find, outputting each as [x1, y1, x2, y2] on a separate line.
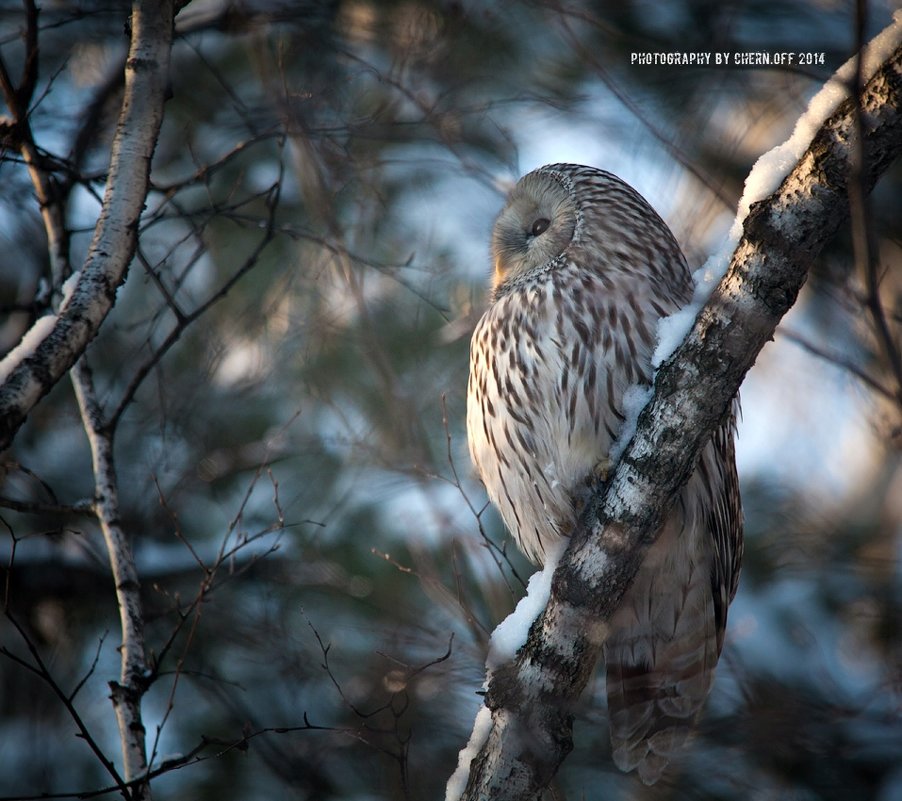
[573, 458, 614, 514]
[593, 457, 614, 483]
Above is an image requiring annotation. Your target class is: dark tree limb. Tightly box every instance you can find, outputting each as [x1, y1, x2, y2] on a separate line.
[0, 0, 70, 287]
[0, 0, 175, 452]
[457, 39, 902, 801]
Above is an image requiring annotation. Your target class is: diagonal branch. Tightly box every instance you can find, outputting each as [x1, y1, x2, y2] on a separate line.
[1, 611, 131, 799]
[456, 36, 902, 801]
[0, 0, 175, 451]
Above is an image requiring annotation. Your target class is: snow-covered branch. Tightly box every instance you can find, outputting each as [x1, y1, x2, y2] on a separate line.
[452, 33, 902, 801]
[0, 0, 174, 451]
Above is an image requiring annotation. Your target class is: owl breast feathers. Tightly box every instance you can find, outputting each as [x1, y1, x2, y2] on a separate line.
[466, 163, 742, 785]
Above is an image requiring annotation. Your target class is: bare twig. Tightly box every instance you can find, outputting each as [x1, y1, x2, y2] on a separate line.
[779, 325, 896, 400]
[439, 394, 528, 591]
[1, 613, 129, 798]
[0, 719, 332, 801]
[108, 178, 281, 430]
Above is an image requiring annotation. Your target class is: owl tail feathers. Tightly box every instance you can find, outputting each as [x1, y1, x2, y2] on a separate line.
[603, 619, 720, 785]
[608, 697, 697, 785]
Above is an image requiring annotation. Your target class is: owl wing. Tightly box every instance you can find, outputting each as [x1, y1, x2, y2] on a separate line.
[603, 407, 742, 785]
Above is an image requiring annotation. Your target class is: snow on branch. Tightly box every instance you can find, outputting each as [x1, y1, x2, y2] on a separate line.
[452, 25, 902, 801]
[0, 0, 175, 451]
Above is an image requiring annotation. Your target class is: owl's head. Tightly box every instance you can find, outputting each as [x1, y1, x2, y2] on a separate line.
[491, 169, 578, 290]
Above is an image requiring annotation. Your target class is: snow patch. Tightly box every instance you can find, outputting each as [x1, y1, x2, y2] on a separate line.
[61, 270, 81, 305]
[444, 513, 567, 798]
[652, 306, 697, 368]
[0, 314, 56, 385]
[486, 538, 567, 670]
[445, 705, 492, 801]
[0, 270, 82, 386]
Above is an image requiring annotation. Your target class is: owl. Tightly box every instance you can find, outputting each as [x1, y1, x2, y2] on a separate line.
[466, 163, 742, 785]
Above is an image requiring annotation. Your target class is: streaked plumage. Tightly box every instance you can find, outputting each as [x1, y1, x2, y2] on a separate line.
[466, 163, 742, 785]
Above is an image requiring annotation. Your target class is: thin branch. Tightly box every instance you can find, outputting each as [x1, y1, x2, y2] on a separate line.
[779, 325, 896, 400]
[0, 0, 71, 288]
[0, 720, 333, 801]
[71, 357, 151, 800]
[0, 495, 95, 515]
[439, 394, 529, 591]
[862, 257, 902, 405]
[107, 177, 281, 430]
[2, 612, 129, 798]
[139, 461, 288, 774]
[69, 631, 110, 703]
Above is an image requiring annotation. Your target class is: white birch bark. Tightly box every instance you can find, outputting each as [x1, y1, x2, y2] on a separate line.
[71, 359, 152, 798]
[0, 0, 174, 450]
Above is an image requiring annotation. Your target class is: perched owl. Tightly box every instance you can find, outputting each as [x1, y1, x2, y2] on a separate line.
[466, 163, 742, 785]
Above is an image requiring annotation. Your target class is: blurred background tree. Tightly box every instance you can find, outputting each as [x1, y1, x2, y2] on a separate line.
[0, 1, 899, 800]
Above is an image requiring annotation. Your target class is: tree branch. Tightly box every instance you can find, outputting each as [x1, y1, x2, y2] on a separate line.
[0, 0, 175, 451]
[456, 39, 902, 801]
[1, 614, 129, 798]
[0, 0, 70, 287]
[71, 357, 152, 800]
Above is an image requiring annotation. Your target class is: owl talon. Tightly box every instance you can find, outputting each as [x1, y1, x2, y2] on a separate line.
[594, 457, 613, 483]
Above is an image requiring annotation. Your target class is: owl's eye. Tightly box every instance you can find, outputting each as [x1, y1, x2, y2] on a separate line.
[530, 218, 550, 237]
